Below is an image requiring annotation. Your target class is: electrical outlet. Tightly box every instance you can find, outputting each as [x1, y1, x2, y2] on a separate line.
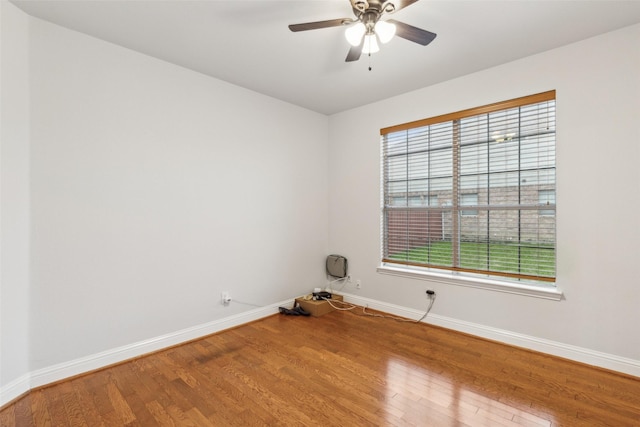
[356, 279, 361, 289]
[221, 291, 231, 305]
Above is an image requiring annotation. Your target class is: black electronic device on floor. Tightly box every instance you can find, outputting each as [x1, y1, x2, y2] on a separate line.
[312, 291, 332, 301]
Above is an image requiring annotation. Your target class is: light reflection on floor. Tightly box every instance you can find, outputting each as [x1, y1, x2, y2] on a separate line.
[384, 358, 556, 426]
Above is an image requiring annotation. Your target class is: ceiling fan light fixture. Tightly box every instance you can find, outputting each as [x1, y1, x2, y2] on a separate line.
[375, 20, 396, 43]
[362, 34, 380, 54]
[289, 0, 437, 63]
[345, 22, 366, 46]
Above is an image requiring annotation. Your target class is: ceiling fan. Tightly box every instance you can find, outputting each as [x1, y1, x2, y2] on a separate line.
[288, 0, 436, 62]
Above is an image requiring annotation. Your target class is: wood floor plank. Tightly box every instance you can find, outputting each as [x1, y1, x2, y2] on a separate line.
[184, 407, 213, 426]
[70, 379, 106, 427]
[29, 390, 53, 427]
[168, 378, 218, 420]
[13, 393, 35, 427]
[145, 400, 175, 426]
[118, 387, 159, 427]
[0, 404, 16, 427]
[41, 385, 71, 427]
[79, 371, 113, 418]
[105, 382, 136, 424]
[3, 308, 640, 426]
[60, 386, 87, 427]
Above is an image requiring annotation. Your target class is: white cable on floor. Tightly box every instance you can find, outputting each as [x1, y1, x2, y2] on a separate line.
[322, 295, 435, 323]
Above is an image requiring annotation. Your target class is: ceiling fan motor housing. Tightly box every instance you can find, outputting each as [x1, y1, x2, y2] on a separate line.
[352, 0, 396, 14]
[362, 11, 379, 33]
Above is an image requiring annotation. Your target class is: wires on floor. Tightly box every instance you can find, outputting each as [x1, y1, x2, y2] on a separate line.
[323, 297, 358, 311]
[322, 293, 436, 323]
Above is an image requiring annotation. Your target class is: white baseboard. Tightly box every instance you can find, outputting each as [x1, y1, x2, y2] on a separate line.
[0, 373, 30, 409]
[340, 292, 640, 378]
[1, 299, 292, 408]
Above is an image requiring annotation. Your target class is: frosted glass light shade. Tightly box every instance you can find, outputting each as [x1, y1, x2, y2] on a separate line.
[375, 20, 396, 43]
[362, 34, 380, 54]
[345, 23, 366, 46]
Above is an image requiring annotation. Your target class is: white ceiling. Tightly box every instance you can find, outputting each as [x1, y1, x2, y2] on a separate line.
[11, 0, 640, 115]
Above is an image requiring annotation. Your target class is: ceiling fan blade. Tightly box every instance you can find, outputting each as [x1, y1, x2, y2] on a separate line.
[288, 18, 352, 32]
[345, 42, 364, 62]
[387, 19, 436, 46]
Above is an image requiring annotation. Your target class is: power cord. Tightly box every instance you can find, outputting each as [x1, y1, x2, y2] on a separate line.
[322, 293, 436, 323]
[326, 275, 349, 293]
[232, 299, 263, 308]
[413, 292, 436, 323]
[323, 298, 358, 311]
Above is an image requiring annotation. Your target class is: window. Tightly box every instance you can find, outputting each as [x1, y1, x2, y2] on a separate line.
[381, 91, 556, 284]
[538, 189, 556, 216]
[461, 193, 478, 216]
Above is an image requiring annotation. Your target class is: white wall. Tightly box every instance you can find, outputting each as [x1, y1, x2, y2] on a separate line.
[27, 17, 329, 370]
[329, 24, 640, 361]
[0, 0, 31, 395]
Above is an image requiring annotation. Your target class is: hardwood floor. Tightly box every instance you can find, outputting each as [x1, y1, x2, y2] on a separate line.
[2, 307, 640, 426]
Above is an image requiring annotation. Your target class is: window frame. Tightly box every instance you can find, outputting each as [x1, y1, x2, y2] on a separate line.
[379, 91, 558, 295]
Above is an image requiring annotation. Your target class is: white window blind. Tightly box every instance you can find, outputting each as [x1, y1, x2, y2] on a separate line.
[381, 91, 556, 283]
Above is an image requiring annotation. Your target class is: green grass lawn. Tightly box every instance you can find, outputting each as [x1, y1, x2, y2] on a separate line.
[389, 241, 555, 277]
